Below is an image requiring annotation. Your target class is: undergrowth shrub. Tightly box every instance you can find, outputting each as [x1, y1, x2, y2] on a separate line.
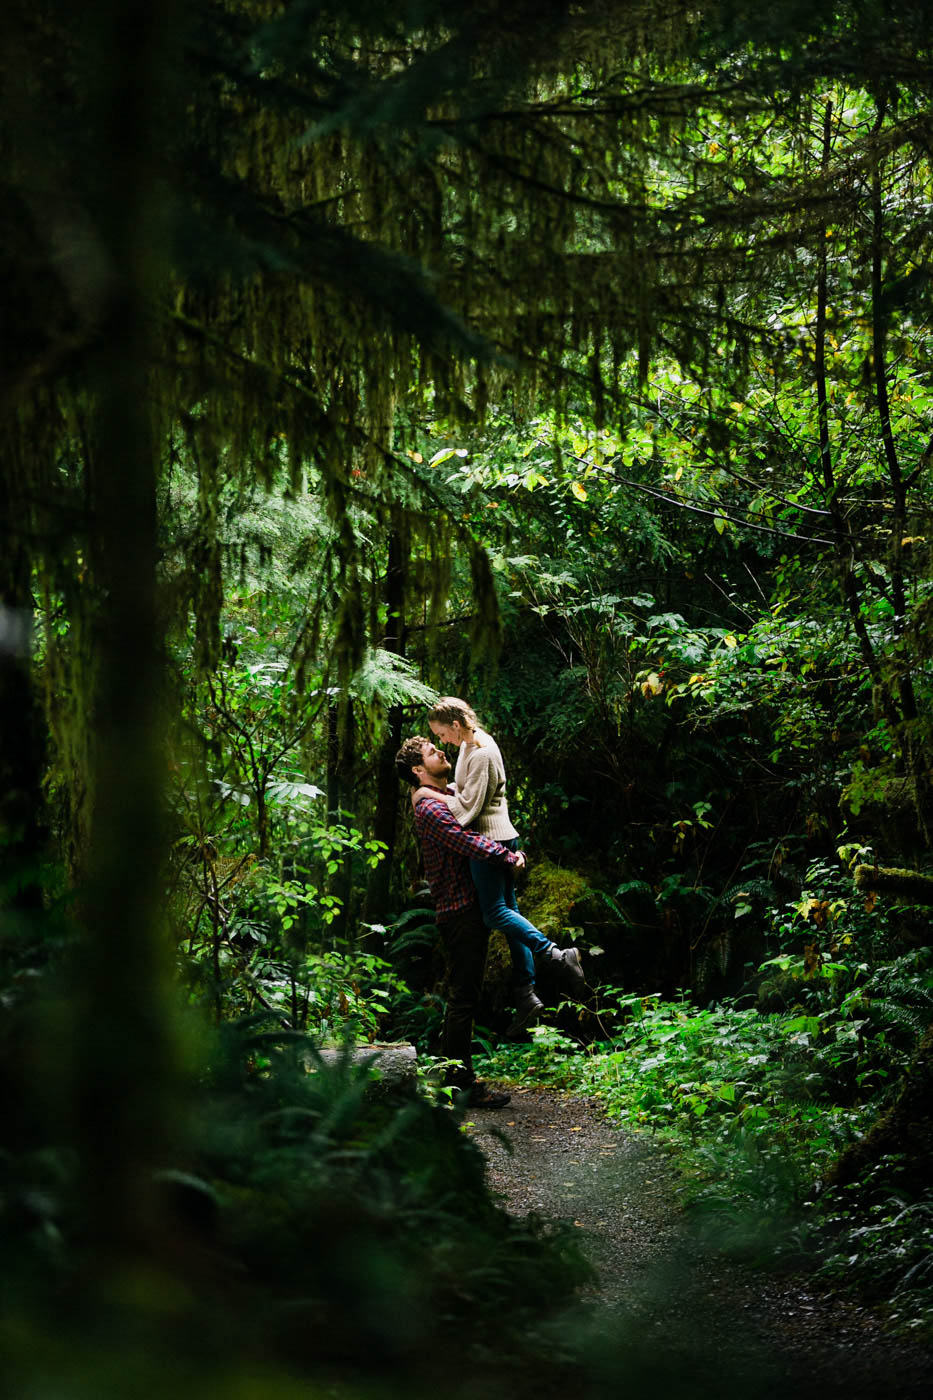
[0, 1009, 592, 1399]
[481, 947, 933, 1331]
[816, 1165, 933, 1336]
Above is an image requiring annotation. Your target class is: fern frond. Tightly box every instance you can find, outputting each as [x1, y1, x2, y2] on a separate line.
[722, 878, 775, 903]
[391, 923, 440, 955]
[349, 649, 438, 710]
[868, 999, 931, 1041]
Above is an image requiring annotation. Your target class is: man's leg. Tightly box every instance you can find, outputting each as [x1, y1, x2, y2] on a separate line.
[437, 908, 489, 1089]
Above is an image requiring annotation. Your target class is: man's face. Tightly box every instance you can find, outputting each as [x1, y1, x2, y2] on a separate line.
[414, 740, 451, 785]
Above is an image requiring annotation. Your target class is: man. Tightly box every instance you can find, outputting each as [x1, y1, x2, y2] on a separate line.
[395, 735, 520, 1110]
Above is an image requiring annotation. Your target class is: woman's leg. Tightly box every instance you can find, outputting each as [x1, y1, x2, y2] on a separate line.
[469, 848, 552, 985]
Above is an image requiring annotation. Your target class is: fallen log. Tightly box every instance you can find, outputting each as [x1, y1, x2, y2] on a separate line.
[310, 1041, 419, 1091]
[853, 863, 933, 904]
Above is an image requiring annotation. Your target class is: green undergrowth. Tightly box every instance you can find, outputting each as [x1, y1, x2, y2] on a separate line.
[479, 978, 933, 1336]
[483, 997, 867, 1227]
[0, 1010, 592, 1400]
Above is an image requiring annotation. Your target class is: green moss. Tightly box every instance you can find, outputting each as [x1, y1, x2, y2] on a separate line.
[519, 859, 590, 939]
[854, 864, 933, 905]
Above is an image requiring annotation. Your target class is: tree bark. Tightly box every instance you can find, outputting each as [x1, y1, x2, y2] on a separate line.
[363, 526, 408, 926]
[326, 694, 357, 939]
[868, 105, 930, 839]
[0, 512, 46, 926]
[814, 101, 884, 693]
[70, 0, 182, 1256]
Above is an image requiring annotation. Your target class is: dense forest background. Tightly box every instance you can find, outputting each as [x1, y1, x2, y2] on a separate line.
[3, 1, 933, 1394]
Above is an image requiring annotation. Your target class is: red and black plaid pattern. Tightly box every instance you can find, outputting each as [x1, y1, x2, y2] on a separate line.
[413, 793, 518, 920]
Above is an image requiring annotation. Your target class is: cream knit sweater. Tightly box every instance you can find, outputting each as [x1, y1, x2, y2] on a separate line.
[444, 729, 519, 841]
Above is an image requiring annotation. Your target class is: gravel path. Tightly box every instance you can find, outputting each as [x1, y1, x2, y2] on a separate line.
[465, 1085, 933, 1399]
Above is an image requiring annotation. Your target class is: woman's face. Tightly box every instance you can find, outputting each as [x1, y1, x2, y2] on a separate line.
[430, 718, 462, 746]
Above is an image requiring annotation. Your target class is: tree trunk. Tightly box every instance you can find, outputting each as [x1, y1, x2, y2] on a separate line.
[0, 518, 46, 926]
[326, 694, 356, 940]
[363, 527, 408, 926]
[814, 101, 884, 696]
[868, 108, 930, 839]
[69, 0, 181, 1257]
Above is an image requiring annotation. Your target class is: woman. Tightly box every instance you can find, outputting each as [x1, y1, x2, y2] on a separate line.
[413, 696, 584, 1033]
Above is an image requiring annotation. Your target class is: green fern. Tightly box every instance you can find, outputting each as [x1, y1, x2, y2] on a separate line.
[348, 648, 438, 710]
[387, 909, 440, 955]
[861, 955, 933, 1046]
[867, 992, 933, 1043]
[722, 878, 776, 905]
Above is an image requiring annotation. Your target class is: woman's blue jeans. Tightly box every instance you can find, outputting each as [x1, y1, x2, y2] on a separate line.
[469, 839, 552, 986]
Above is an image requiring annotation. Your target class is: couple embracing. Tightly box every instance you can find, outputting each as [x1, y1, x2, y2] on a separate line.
[395, 697, 584, 1109]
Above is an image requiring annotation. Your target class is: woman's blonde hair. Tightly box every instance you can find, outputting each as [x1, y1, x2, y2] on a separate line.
[428, 696, 478, 730]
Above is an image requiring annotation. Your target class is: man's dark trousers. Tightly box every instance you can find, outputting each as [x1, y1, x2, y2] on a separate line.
[437, 907, 490, 1089]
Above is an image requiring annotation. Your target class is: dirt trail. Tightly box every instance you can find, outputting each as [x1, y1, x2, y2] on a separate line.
[465, 1085, 933, 1399]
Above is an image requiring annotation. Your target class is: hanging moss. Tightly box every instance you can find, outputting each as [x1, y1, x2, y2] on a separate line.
[7, 0, 933, 877]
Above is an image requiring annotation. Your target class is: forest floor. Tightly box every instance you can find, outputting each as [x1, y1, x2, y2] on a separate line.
[464, 1085, 933, 1400]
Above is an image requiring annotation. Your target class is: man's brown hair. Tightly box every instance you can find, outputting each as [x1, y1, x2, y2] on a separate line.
[395, 735, 429, 786]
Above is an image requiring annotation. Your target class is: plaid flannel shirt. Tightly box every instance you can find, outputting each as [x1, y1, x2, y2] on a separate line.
[413, 791, 519, 921]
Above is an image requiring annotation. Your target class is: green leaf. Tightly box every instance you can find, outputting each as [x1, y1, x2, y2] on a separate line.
[428, 447, 461, 467]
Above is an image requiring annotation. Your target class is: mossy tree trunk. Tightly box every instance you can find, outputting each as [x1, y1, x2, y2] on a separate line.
[364, 526, 408, 926]
[69, 0, 182, 1256]
[326, 694, 357, 941]
[0, 500, 46, 930]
